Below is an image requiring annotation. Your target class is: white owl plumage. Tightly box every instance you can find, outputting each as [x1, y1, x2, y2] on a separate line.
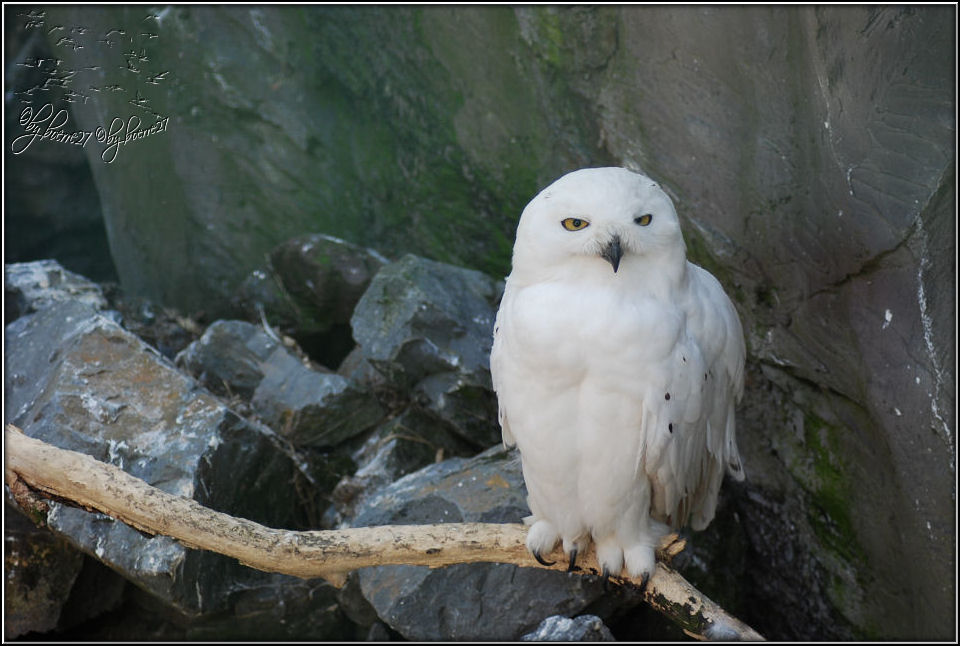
[490, 167, 745, 580]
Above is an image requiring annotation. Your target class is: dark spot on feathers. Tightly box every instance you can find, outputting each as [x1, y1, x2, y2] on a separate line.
[668, 423, 673, 433]
[665, 392, 671, 400]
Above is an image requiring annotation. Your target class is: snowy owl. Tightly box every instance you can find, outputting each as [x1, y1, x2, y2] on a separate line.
[490, 167, 745, 582]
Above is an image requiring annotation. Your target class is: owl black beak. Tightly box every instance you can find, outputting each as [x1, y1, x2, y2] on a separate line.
[601, 236, 623, 273]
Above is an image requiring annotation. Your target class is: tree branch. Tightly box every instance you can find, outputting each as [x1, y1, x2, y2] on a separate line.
[4, 424, 763, 641]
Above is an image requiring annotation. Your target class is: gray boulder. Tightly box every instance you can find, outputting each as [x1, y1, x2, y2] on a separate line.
[351, 254, 502, 448]
[176, 319, 296, 398]
[251, 356, 384, 449]
[232, 233, 389, 369]
[4, 294, 313, 620]
[522, 614, 616, 642]
[329, 407, 478, 523]
[349, 446, 623, 640]
[4, 259, 108, 319]
[178, 319, 385, 448]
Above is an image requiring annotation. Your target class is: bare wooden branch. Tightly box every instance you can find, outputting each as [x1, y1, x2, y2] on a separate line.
[4, 423, 763, 641]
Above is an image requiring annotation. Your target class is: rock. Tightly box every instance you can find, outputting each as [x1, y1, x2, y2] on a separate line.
[364, 621, 395, 641]
[521, 615, 616, 642]
[335, 571, 381, 629]
[176, 319, 287, 398]
[267, 234, 389, 335]
[233, 234, 389, 369]
[4, 259, 108, 321]
[177, 319, 385, 448]
[4, 505, 85, 637]
[103, 290, 203, 361]
[251, 352, 385, 449]
[351, 254, 499, 386]
[54, 550, 128, 634]
[351, 446, 623, 640]
[351, 254, 502, 447]
[4, 296, 310, 619]
[27, 6, 539, 316]
[413, 371, 501, 448]
[180, 572, 351, 641]
[233, 268, 298, 334]
[336, 345, 388, 390]
[329, 407, 477, 522]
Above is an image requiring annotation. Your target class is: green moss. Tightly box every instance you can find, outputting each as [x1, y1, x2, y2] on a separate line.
[683, 224, 735, 291]
[796, 412, 865, 566]
[523, 7, 565, 67]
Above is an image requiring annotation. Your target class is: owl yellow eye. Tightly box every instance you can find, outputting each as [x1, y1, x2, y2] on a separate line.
[634, 214, 653, 226]
[561, 217, 590, 231]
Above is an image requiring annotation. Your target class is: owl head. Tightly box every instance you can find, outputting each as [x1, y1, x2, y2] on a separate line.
[511, 167, 686, 279]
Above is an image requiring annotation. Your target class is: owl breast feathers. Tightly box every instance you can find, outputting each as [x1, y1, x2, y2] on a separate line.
[490, 167, 745, 579]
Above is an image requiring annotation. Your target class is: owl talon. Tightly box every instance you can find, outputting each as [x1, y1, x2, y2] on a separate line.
[532, 550, 555, 567]
[600, 567, 611, 593]
[639, 571, 650, 594]
[567, 547, 579, 572]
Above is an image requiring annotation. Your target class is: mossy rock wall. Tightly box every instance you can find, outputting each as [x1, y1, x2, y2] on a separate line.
[9, 5, 954, 640]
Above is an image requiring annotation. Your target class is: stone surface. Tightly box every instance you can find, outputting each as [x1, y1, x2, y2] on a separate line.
[4, 506, 85, 637]
[177, 319, 289, 398]
[350, 446, 628, 641]
[178, 572, 351, 641]
[232, 234, 389, 369]
[4, 296, 309, 619]
[54, 550, 128, 634]
[5, 259, 108, 320]
[521, 614, 616, 642]
[351, 254, 501, 448]
[329, 407, 477, 523]
[250, 351, 385, 449]
[178, 318, 385, 448]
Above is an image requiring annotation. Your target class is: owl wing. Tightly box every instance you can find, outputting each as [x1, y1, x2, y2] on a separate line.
[490, 285, 516, 448]
[639, 262, 745, 530]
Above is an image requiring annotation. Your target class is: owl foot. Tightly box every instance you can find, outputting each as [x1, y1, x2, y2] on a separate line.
[623, 543, 656, 580]
[567, 547, 578, 572]
[526, 519, 559, 567]
[595, 535, 624, 579]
